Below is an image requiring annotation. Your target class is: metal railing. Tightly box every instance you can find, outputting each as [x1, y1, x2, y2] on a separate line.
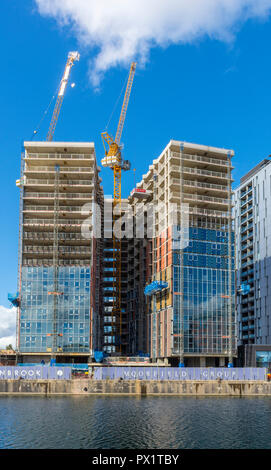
[182, 193, 229, 204]
[24, 205, 84, 213]
[23, 219, 84, 226]
[171, 151, 232, 168]
[27, 153, 94, 160]
[241, 195, 253, 206]
[182, 179, 229, 192]
[170, 165, 230, 180]
[26, 179, 93, 186]
[24, 192, 92, 199]
[24, 246, 91, 254]
[24, 232, 87, 241]
[241, 188, 253, 199]
[22, 259, 88, 267]
[25, 166, 93, 173]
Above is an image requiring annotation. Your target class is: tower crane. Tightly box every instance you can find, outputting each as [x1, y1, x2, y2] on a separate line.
[16, 51, 80, 186]
[13, 52, 80, 360]
[47, 51, 80, 141]
[46, 51, 79, 361]
[101, 62, 137, 354]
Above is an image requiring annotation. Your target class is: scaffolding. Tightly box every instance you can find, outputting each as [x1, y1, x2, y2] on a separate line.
[16, 142, 103, 361]
[48, 164, 63, 358]
[135, 140, 236, 363]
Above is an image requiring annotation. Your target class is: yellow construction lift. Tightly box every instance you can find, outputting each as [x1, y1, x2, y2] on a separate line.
[101, 62, 137, 353]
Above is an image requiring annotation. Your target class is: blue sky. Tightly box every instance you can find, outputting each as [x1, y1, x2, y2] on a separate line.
[1, 0, 271, 321]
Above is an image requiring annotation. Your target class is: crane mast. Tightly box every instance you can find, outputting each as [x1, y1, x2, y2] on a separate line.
[47, 51, 80, 142]
[101, 62, 136, 354]
[47, 51, 79, 361]
[14, 52, 80, 362]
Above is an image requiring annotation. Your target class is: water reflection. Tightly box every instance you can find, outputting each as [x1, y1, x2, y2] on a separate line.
[0, 396, 270, 449]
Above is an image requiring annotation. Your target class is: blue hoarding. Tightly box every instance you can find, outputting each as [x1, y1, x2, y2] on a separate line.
[0, 366, 71, 380]
[93, 367, 267, 381]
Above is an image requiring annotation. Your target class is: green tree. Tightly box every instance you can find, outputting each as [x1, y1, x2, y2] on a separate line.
[6, 344, 13, 350]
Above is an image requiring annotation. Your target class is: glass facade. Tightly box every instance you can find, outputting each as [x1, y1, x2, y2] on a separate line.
[19, 266, 91, 353]
[173, 228, 235, 355]
[256, 351, 271, 368]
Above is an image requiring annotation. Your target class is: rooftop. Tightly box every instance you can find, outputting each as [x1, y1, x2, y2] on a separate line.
[240, 158, 271, 185]
[24, 141, 95, 154]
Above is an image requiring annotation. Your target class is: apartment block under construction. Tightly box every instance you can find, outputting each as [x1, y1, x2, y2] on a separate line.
[102, 199, 129, 355]
[7, 54, 239, 365]
[13, 138, 236, 366]
[129, 140, 236, 366]
[16, 141, 103, 363]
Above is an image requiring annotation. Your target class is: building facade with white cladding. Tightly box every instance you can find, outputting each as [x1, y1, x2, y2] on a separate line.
[234, 159, 271, 366]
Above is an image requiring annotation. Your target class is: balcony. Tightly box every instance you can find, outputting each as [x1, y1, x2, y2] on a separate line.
[24, 205, 85, 216]
[23, 246, 91, 259]
[170, 151, 232, 169]
[24, 179, 94, 192]
[23, 232, 90, 245]
[24, 192, 92, 202]
[241, 240, 253, 251]
[26, 152, 95, 162]
[241, 231, 253, 242]
[170, 165, 230, 182]
[240, 187, 253, 199]
[182, 179, 228, 194]
[241, 222, 253, 234]
[241, 195, 253, 206]
[182, 192, 229, 206]
[24, 167, 94, 178]
[23, 219, 83, 231]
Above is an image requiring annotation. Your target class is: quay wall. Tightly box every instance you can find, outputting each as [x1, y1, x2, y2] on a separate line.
[0, 380, 271, 396]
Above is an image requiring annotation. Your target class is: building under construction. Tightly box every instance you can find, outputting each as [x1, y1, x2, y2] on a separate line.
[16, 141, 103, 363]
[102, 198, 129, 355]
[11, 54, 237, 365]
[128, 140, 236, 366]
[13, 139, 237, 365]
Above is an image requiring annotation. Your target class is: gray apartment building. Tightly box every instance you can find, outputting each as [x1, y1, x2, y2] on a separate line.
[16, 141, 104, 364]
[129, 140, 236, 366]
[234, 159, 271, 368]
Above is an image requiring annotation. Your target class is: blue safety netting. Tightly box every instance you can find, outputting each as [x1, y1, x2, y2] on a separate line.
[8, 292, 20, 307]
[240, 283, 251, 295]
[94, 350, 105, 363]
[144, 281, 168, 296]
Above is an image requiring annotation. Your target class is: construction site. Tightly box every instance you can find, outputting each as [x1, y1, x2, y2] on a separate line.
[9, 53, 236, 368]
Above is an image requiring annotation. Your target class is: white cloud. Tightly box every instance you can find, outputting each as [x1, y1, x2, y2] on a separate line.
[0, 306, 16, 349]
[35, 0, 271, 86]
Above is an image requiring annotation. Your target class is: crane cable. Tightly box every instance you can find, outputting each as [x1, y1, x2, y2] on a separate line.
[30, 81, 62, 141]
[104, 68, 130, 132]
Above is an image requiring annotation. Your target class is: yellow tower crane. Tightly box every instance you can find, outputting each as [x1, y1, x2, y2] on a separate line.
[101, 62, 137, 353]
